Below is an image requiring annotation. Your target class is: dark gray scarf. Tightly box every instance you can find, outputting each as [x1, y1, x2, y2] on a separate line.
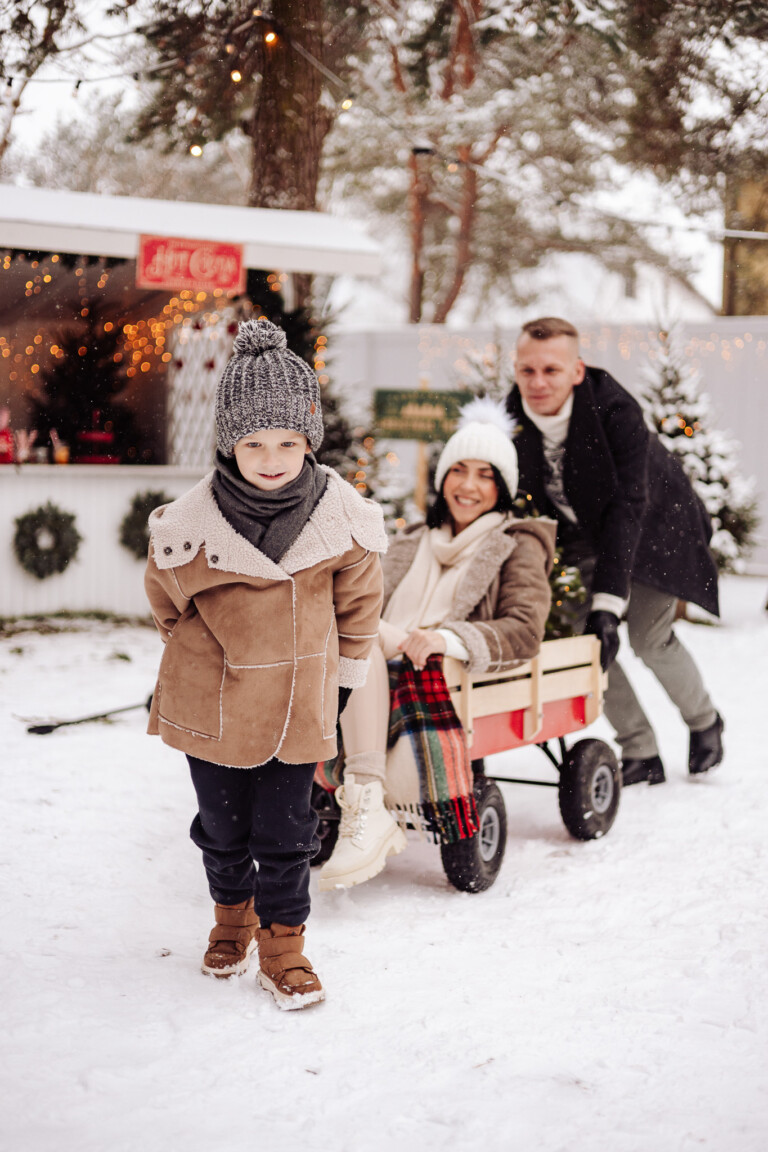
[212, 450, 327, 563]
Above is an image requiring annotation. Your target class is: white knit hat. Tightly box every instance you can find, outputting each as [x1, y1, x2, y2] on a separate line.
[434, 397, 519, 500]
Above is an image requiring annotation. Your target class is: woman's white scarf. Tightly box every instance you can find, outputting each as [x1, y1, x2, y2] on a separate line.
[383, 511, 506, 634]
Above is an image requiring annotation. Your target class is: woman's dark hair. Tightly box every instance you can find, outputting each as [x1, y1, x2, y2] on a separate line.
[425, 464, 515, 529]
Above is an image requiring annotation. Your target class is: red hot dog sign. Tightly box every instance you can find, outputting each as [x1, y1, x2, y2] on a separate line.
[137, 234, 245, 293]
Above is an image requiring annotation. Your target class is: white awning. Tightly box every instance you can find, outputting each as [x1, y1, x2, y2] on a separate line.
[0, 184, 381, 278]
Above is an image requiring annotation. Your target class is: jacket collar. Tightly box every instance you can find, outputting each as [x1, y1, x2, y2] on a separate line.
[149, 466, 387, 580]
[384, 518, 554, 619]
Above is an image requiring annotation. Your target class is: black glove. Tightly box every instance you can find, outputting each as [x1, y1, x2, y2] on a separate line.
[338, 686, 353, 717]
[585, 610, 620, 671]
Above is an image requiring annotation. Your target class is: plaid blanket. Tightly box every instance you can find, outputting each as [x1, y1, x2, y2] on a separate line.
[316, 655, 478, 846]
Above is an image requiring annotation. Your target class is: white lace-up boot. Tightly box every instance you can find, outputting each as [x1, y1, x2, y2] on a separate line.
[317, 773, 407, 890]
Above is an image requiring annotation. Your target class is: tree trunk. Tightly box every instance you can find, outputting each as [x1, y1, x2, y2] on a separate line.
[432, 149, 477, 324]
[248, 0, 329, 211]
[408, 149, 432, 324]
[247, 0, 332, 310]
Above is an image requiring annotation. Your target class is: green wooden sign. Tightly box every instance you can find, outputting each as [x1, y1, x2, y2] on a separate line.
[374, 389, 473, 441]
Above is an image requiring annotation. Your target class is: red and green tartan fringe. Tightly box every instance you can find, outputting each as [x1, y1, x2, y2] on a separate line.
[415, 792, 480, 845]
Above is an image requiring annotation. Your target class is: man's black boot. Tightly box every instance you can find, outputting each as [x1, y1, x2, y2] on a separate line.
[689, 714, 724, 775]
[621, 755, 666, 786]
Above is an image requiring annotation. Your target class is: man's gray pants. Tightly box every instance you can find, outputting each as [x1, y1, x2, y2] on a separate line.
[575, 562, 717, 760]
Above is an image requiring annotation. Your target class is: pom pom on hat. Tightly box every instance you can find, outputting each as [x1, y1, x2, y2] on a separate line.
[215, 319, 323, 455]
[455, 395, 516, 438]
[435, 397, 519, 501]
[232, 320, 287, 356]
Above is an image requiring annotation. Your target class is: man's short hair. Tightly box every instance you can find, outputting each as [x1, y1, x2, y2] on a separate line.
[521, 317, 579, 342]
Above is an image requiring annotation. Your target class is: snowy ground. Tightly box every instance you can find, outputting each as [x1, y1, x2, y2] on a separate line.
[2, 575, 767, 1152]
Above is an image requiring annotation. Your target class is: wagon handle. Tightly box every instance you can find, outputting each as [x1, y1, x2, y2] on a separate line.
[522, 654, 544, 741]
[458, 664, 474, 747]
[584, 635, 606, 726]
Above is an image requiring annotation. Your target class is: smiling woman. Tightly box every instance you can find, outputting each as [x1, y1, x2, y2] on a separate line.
[317, 397, 556, 893]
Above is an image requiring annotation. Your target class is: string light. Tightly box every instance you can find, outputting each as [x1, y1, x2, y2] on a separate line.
[0, 253, 242, 406]
[230, 70, 242, 83]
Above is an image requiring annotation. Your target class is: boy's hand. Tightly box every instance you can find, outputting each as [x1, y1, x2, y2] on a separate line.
[398, 628, 447, 670]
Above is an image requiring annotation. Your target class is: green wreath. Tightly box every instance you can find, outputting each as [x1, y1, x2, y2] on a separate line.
[13, 501, 82, 580]
[119, 490, 172, 561]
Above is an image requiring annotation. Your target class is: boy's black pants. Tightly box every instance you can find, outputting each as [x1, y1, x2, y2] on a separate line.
[187, 755, 319, 927]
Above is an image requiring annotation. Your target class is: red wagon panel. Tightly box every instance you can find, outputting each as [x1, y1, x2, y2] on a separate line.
[468, 695, 589, 759]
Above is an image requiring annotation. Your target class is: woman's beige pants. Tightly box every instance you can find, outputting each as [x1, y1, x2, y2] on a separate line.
[338, 620, 406, 784]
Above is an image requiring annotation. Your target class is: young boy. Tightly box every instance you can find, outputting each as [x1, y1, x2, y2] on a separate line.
[145, 319, 386, 1009]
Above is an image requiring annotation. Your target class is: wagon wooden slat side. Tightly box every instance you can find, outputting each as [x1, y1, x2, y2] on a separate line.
[443, 634, 606, 757]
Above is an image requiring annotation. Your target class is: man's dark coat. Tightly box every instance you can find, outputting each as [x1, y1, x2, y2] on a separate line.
[507, 367, 719, 616]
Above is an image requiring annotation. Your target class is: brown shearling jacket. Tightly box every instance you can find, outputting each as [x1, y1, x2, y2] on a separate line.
[382, 516, 556, 673]
[145, 468, 386, 768]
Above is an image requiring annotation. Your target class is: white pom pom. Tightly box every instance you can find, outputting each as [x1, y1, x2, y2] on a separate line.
[232, 319, 287, 357]
[456, 396, 515, 437]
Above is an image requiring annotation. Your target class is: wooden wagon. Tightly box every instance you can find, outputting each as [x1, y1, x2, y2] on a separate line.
[312, 634, 620, 893]
[438, 633, 619, 891]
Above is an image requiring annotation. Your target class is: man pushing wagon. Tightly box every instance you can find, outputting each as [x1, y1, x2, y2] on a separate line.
[506, 316, 724, 789]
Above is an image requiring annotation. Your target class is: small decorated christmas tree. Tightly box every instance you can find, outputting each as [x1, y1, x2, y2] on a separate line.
[29, 313, 147, 463]
[641, 330, 758, 573]
[452, 337, 514, 404]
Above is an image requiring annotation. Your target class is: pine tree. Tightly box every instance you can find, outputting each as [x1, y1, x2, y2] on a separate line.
[451, 337, 515, 405]
[29, 306, 147, 462]
[641, 330, 759, 573]
[543, 544, 588, 641]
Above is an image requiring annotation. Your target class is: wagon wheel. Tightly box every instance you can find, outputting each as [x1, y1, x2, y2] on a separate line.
[440, 776, 508, 893]
[558, 738, 620, 841]
[310, 782, 340, 866]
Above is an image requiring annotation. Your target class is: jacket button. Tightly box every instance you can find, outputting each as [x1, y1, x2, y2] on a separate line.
[183, 541, 191, 551]
[164, 546, 172, 555]
[211, 554, 219, 564]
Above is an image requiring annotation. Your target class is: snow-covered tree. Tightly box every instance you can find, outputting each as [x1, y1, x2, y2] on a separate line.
[324, 1, 651, 324]
[0, 1, 83, 165]
[322, 1, 768, 324]
[641, 330, 759, 573]
[10, 3, 768, 326]
[451, 336, 515, 406]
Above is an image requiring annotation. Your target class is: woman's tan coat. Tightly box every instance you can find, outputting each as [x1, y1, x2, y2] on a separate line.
[145, 468, 386, 768]
[382, 517, 556, 673]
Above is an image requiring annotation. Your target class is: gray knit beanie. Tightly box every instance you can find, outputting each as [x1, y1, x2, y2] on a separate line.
[215, 319, 324, 456]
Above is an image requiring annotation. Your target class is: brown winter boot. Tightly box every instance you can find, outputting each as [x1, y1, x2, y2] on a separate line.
[257, 923, 324, 1010]
[202, 897, 259, 978]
